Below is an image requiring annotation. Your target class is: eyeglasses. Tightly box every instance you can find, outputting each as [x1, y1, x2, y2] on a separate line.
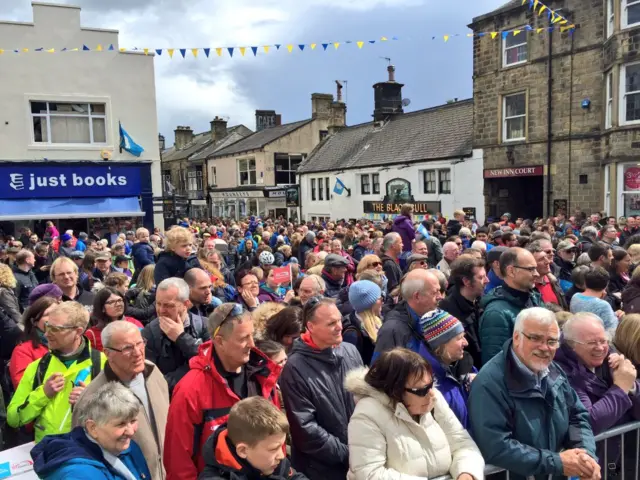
[241, 280, 259, 287]
[571, 338, 609, 348]
[513, 265, 538, 273]
[44, 322, 77, 334]
[521, 332, 560, 348]
[105, 298, 124, 306]
[455, 242, 462, 246]
[405, 381, 434, 397]
[106, 339, 147, 357]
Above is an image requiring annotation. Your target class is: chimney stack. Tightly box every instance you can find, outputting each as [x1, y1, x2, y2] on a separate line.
[158, 134, 165, 152]
[335, 81, 343, 103]
[372, 65, 404, 122]
[174, 126, 194, 150]
[311, 93, 333, 120]
[256, 110, 278, 131]
[211, 116, 228, 142]
[387, 65, 396, 82]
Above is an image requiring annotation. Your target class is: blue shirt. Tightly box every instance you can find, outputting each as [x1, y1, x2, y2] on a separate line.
[570, 293, 619, 331]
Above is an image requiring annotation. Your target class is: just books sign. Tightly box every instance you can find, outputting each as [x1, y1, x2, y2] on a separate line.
[363, 201, 441, 215]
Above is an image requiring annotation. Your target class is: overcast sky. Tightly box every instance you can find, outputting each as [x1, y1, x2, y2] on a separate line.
[1, 0, 508, 145]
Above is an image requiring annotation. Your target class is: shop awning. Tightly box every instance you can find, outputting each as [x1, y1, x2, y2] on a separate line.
[0, 197, 144, 221]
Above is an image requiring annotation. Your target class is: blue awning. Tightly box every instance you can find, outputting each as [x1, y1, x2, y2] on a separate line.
[0, 197, 144, 220]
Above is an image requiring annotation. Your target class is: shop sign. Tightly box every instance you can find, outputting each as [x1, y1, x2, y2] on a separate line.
[0, 164, 141, 199]
[265, 190, 286, 198]
[463, 207, 476, 219]
[624, 166, 640, 190]
[286, 186, 299, 207]
[210, 190, 263, 199]
[363, 200, 441, 214]
[483, 166, 544, 178]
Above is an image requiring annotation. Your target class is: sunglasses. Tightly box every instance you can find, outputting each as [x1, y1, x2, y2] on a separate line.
[213, 303, 244, 337]
[370, 262, 382, 268]
[44, 321, 77, 334]
[404, 382, 435, 397]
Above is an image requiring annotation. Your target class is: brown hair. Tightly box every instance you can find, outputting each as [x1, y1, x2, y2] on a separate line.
[104, 272, 129, 290]
[227, 397, 289, 447]
[22, 296, 59, 347]
[400, 204, 413, 217]
[614, 314, 640, 365]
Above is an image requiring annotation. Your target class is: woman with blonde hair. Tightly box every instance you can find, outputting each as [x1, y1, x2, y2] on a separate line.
[130, 264, 155, 309]
[343, 280, 383, 365]
[198, 247, 235, 302]
[0, 263, 20, 323]
[251, 302, 286, 340]
[614, 314, 640, 370]
[357, 254, 388, 294]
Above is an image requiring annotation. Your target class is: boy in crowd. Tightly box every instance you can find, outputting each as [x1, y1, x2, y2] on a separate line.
[199, 397, 308, 480]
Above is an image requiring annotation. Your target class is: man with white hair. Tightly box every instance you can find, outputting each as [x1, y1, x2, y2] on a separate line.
[73, 321, 169, 480]
[436, 241, 460, 279]
[298, 274, 326, 305]
[380, 232, 404, 292]
[469, 307, 600, 480]
[471, 240, 486, 253]
[142, 277, 210, 394]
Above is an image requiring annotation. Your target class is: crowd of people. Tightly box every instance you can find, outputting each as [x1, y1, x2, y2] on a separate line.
[0, 208, 640, 479]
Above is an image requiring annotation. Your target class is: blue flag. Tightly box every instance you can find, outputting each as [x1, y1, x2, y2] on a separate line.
[119, 123, 144, 157]
[333, 178, 346, 195]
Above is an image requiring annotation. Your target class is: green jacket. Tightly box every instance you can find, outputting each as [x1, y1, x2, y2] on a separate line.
[479, 285, 541, 365]
[7, 340, 106, 443]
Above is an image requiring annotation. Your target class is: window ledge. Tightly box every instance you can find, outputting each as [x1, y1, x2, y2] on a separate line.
[502, 60, 528, 70]
[28, 143, 110, 150]
[502, 138, 527, 144]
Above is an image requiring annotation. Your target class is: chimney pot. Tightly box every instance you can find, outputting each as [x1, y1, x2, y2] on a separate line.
[373, 65, 404, 122]
[387, 65, 396, 82]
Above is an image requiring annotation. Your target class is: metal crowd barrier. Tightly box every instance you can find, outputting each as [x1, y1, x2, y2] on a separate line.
[429, 420, 640, 480]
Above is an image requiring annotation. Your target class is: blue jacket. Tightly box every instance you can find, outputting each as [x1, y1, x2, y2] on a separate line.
[31, 426, 151, 480]
[75, 240, 87, 253]
[372, 301, 422, 363]
[484, 269, 504, 294]
[153, 251, 201, 285]
[468, 340, 597, 480]
[131, 242, 155, 272]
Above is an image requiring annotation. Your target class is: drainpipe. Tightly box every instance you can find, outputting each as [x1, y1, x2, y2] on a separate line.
[546, 25, 553, 217]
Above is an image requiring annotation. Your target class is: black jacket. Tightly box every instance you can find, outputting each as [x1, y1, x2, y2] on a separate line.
[352, 244, 367, 263]
[298, 239, 315, 269]
[154, 251, 201, 285]
[279, 338, 363, 480]
[342, 311, 375, 366]
[623, 283, 640, 315]
[0, 288, 20, 327]
[608, 271, 628, 311]
[34, 255, 52, 285]
[199, 426, 308, 480]
[380, 254, 402, 293]
[12, 265, 38, 312]
[61, 284, 95, 310]
[439, 287, 482, 369]
[446, 219, 462, 238]
[320, 269, 344, 299]
[142, 311, 210, 395]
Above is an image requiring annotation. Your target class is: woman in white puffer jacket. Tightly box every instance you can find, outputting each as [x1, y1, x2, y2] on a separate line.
[345, 348, 484, 480]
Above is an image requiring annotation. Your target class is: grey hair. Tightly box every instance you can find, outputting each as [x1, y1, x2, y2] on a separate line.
[75, 382, 140, 427]
[101, 320, 140, 350]
[302, 274, 326, 293]
[401, 271, 438, 299]
[563, 312, 610, 342]
[514, 307, 558, 333]
[471, 240, 486, 251]
[157, 277, 190, 302]
[526, 241, 546, 254]
[427, 268, 447, 292]
[581, 226, 598, 239]
[381, 233, 400, 253]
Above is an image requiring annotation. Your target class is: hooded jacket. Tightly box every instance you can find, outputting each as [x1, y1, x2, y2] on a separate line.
[279, 337, 363, 480]
[199, 426, 307, 480]
[31, 426, 151, 480]
[131, 241, 156, 273]
[468, 340, 597, 480]
[345, 368, 484, 480]
[446, 219, 462, 238]
[392, 215, 415, 253]
[484, 269, 504, 295]
[154, 251, 201, 285]
[164, 344, 281, 480]
[12, 264, 38, 312]
[478, 284, 541, 365]
[439, 287, 482, 369]
[372, 301, 423, 363]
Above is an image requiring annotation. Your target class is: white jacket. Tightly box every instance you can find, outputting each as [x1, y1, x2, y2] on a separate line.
[345, 367, 484, 480]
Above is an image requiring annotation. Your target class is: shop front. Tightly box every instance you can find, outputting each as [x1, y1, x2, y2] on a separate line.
[483, 166, 544, 220]
[617, 163, 640, 217]
[209, 189, 265, 220]
[0, 162, 153, 236]
[264, 186, 299, 221]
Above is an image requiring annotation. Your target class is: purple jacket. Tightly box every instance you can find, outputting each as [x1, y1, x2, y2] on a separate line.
[392, 215, 415, 252]
[554, 343, 640, 435]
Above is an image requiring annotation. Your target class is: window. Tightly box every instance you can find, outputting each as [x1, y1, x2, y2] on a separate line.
[210, 166, 217, 186]
[318, 178, 324, 201]
[320, 130, 329, 141]
[274, 153, 303, 185]
[607, 0, 615, 37]
[622, 63, 640, 124]
[503, 30, 527, 67]
[238, 158, 257, 185]
[606, 71, 613, 129]
[503, 93, 526, 141]
[311, 178, 317, 201]
[31, 101, 107, 145]
[423, 170, 436, 194]
[623, 0, 640, 28]
[187, 171, 198, 191]
[439, 170, 451, 194]
[325, 178, 330, 201]
[372, 173, 380, 194]
[361, 175, 371, 195]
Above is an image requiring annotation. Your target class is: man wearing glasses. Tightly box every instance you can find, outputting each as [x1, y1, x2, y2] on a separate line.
[72, 321, 169, 480]
[470, 307, 600, 480]
[479, 247, 542, 365]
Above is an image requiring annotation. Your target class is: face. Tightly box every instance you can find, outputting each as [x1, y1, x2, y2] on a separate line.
[507, 251, 539, 290]
[105, 328, 146, 377]
[137, 231, 150, 243]
[453, 239, 463, 251]
[466, 266, 489, 298]
[96, 259, 111, 273]
[190, 273, 213, 306]
[604, 227, 617, 241]
[444, 246, 459, 262]
[629, 217, 637, 229]
[36, 304, 57, 332]
[24, 253, 36, 269]
[175, 241, 193, 259]
[266, 269, 281, 290]
[476, 232, 488, 243]
[559, 248, 576, 262]
[216, 318, 255, 367]
[570, 321, 609, 369]
[442, 332, 468, 362]
[209, 253, 223, 270]
[393, 236, 403, 255]
[402, 372, 435, 417]
[307, 304, 343, 347]
[270, 349, 288, 368]
[412, 276, 444, 315]
[361, 237, 371, 248]
[104, 294, 125, 320]
[299, 278, 321, 305]
[617, 254, 631, 274]
[29, 234, 38, 244]
[239, 274, 260, 297]
[53, 263, 78, 289]
[44, 312, 82, 351]
[239, 434, 286, 476]
[330, 240, 342, 254]
[414, 242, 428, 256]
[155, 287, 189, 322]
[513, 317, 560, 373]
[601, 249, 613, 267]
[330, 266, 348, 281]
[533, 251, 551, 277]
[87, 417, 138, 457]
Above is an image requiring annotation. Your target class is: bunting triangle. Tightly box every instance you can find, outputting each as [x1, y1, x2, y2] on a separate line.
[311, 43, 317, 50]
[263, 45, 270, 54]
[537, 27, 544, 33]
[334, 42, 340, 49]
[251, 46, 258, 56]
[83, 45, 90, 51]
[501, 31, 509, 39]
[204, 48, 210, 58]
[22, 48, 28, 53]
[96, 44, 103, 51]
[239, 47, 246, 56]
[227, 47, 234, 57]
[35, 48, 43, 52]
[47, 48, 55, 53]
[369, 40, 376, 44]
[275, 44, 281, 50]
[491, 32, 498, 39]
[534, 0, 539, 9]
[156, 49, 163, 55]
[108, 44, 115, 51]
[357, 41, 364, 48]
[522, 0, 527, 4]
[381, 36, 388, 41]
[322, 43, 329, 50]
[168, 48, 175, 58]
[179, 48, 186, 58]
[287, 44, 294, 53]
[119, 48, 126, 52]
[552, 15, 563, 23]
[444, 35, 449, 42]
[513, 29, 522, 36]
[298, 44, 305, 51]
[144, 48, 149, 55]
[191, 48, 199, 58]
[539, 5, 547, 15]
[216, 48, 223, 57]
[0, 50, 3, 55]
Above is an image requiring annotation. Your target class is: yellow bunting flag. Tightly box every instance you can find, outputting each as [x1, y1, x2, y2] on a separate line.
[381, 36, 388, 41]
[522, 0, 527, 4]
[71, 48, 79, 52]
[539, 5, 547, 15]
[216, 47, 223, 57]
[534, 0, 539, 9]
[513, 29, 522, 36]
[334, 42, 340, 49]
[23, 48, 29, 53]
[239, 47, 246, 56]
[192, 48, 199, 58]
[47, 48, 55, 53]
[167, 48, 174, 58]
[0, 49, 4, 54]
[552, 15, 563, 23]
[357, 41, 364, 48]
[286, 44, 293, 53]
[96, 44, 103, 51]
[263, 45, 270, 54]
[144, 48, 149, 55]
[444, 35, 449, 42]
[561, 19, 568, 24]
[537, 27, 545, 33]
[310, 43, 317, 50]
[119, 47, 126, 52]
[491, 32, 498, 39]
[467, 33, 474, 37]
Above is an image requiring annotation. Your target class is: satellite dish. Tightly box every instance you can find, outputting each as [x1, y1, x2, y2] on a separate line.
[402, 98, 411, 107]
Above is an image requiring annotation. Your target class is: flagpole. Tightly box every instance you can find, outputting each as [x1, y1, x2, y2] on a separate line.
[118, 121, 123, 154]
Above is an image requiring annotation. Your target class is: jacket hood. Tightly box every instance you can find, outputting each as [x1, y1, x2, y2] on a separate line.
[393, 215, 411, 225]
[289, 337, 347, 366]
[31, 427, 106, 477]
[344, 367, 394, 410]
[622, 284, 640, 305]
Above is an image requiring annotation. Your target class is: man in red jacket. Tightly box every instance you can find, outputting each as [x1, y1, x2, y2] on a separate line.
[164, 303, 281, 480]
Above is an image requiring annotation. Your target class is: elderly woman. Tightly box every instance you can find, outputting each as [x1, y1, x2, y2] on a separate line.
[343, 280, 383, 366]
[346, 348, 484, 480]
[31, 382, 151, 479]
[419, 309, 477, 429]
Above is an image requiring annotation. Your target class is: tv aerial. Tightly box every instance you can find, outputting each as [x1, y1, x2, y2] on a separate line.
[380, 56, 392, 65]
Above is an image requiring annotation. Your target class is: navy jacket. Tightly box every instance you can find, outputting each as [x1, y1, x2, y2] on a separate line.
[154, 251, 201, 285]
[131, 242, 155, 273]
[372, 301, 422, 363]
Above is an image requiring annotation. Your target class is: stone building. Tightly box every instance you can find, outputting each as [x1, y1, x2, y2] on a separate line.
[471, 0, 640, 219]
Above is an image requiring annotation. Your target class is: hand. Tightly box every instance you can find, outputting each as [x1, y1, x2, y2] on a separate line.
[613, 292, 622, 300]
[560, 449, 597, 478]
[578, 453, 601, 480]
[43, 373, 65, 398]
[613, 357, 637, 393]
[69, 381, 86, 406]
[615, 310, 625, 319]
[283, 289, 296, 304]
[608, 353, 624, 370]
[241, 289, 258, 308]
[158, 316, 185, 342]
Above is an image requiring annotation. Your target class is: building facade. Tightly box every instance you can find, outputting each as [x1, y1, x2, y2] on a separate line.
[298, 69, 484, 223]
[0, 2, 163, 235]
[471, 0, 640, 219]
[206, 92, 346, 220]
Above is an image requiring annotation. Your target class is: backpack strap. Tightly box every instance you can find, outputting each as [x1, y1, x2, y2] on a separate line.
[90, 347, 102, 380]
[32, 353, 52, 391]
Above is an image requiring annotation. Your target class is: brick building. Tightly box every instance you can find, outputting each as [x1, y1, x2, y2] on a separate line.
[471, 0, 640, 219]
